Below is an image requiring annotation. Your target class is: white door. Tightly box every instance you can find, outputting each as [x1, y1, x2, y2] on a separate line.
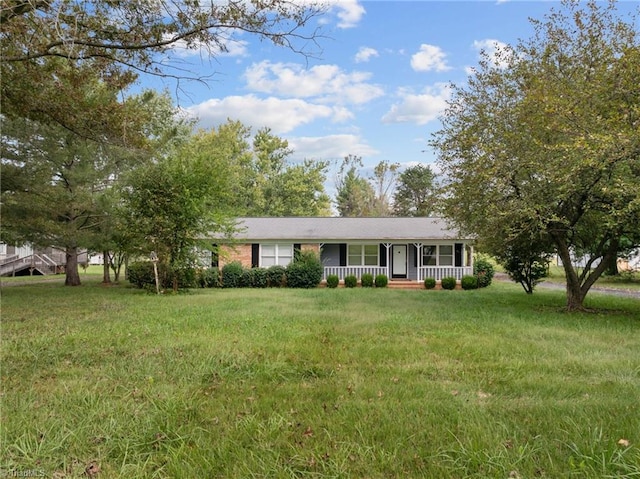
[392, 245, 407, 277]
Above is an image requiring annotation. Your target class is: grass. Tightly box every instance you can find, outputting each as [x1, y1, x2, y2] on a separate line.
[1, 279, 639, 478]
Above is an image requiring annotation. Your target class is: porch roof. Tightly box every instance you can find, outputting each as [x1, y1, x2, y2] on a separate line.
[223, 217, 473, 242]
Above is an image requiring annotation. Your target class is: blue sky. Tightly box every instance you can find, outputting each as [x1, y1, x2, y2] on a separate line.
[137, 1, 632, 193]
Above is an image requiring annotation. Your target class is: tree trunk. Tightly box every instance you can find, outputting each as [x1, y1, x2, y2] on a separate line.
[565, 281, 587, 312]
[606, 255, 619, 276]
[553, 235, 619, 312]
[102, 250, 111, 284]
[65, 245, 81, 286]
[553, 237, 587, 311]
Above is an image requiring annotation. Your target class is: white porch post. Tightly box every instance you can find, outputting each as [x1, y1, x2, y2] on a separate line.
[413, 243, 423, 282]
[382, 243, 391, 279]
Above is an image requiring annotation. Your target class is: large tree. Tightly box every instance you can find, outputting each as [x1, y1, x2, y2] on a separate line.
[431, 0, 640, 311]
[334, 155, 376, 217]
[202, 122, 330, 217]
[1, 0, 324, 142]
[121, 130, 235, 292]
[392, 164, 437, 217]
[369, 160, 399, 217]
[0, 89, 183, 286]
[247, 128, 330, 216]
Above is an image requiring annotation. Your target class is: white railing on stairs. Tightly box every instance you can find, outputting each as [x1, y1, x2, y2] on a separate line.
[0, 254, 60, 276]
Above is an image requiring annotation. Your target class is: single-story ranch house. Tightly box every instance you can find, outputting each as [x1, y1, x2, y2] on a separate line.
[214, 217, 475, 283]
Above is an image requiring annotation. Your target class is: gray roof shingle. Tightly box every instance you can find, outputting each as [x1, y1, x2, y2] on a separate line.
[224, 217, 471, 241]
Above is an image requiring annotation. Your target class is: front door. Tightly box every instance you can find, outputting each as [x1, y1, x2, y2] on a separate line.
[392, 245, 407, 278]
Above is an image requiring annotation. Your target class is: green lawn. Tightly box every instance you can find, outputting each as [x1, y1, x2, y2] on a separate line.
[2, 280, 639, 478]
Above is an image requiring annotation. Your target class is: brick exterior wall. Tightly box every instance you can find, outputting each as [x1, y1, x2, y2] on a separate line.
[219, 243, 320, 268]
[219, 244, 253, 268]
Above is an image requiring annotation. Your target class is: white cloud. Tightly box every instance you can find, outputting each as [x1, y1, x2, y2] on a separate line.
[354, 47, 379, 63]
[326, 0, 366, 29]
[288, 134, 379, 161]
[382, 84, 451, 125]
[473, 39, 511, 68]
[410, 44, 450, 72]
[244, 61, 384, 104]
[186, 95, 352, 134]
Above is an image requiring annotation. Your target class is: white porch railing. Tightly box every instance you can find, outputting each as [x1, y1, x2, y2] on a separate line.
[323, 266, 387, 280]
[418, 266, 472, 281]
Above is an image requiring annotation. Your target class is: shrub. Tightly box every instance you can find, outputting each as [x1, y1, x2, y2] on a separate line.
[441, 276, 457, 290]
[172, 266, 197, 289]
[374, 274, 388, 288]
[344, 275, 358, 288]
[424, 277, 436, 289]
[127, 261, 155, 289]
[474, 256, 495, 288]
[286, 250, 323, 288]
[252, 268, 268, 288]
[221, 261, 244, 288]
[239, 268, 255, 287]
[461, 275, 478, 290]
[198, 267, 220, 288]
[361, 273, 374, 287]
[127, 261, 196, 290]
[326, 274, 340, 288]
[266, 265, 287, 287]
[499, 248, 550, 294]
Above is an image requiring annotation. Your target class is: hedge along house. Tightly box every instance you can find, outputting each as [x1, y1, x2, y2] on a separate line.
[215, 217, 474, 283]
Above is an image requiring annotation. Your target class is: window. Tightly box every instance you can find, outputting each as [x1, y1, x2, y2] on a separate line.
[439, 245, 453, 266]
[348, 244, 378, 266]
[422, 245, 437, 266]
[421, 245, 455, 266]
[260, 243, 293, 267]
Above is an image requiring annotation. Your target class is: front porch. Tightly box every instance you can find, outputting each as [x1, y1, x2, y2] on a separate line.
[320, 241, 473, 283]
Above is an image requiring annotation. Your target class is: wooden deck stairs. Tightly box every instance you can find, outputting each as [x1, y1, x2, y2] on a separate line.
[0, 254, 61, 277]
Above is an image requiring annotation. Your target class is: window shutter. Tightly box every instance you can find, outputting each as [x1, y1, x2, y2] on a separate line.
[251, 244, 259, 268]
[339, 244, 347, 266]
[455, 243, 463, 267]
[294, 243, 301, 259]
[414, 245, 418, 267]
[379, 244, 387, 267]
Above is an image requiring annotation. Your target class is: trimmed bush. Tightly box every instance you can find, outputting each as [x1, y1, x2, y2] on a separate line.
[441, 276, 457, 290]
[252, 268, 268, 288]
[266, 265, 287, 287]
[221, 261, 244, 288]
[424, 277, 436, 289]
[239, 268, 255, 287]
[326, 274, 340, 288]
[361, 273, 374, 287]
[374, 274, 388, 288]
[198, 267, 220, 288]
[286, 250, 323, 288]
[461, 275, 478, 290]
[344, 275, 358, 288]
[474, 256, 495, 288]
[127, 261, 155, 289]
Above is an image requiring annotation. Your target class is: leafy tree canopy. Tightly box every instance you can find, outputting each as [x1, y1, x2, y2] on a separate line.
[392, 164, 437, 217]
[431, 0, 640, 311]
[1, 0, 324, 142]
